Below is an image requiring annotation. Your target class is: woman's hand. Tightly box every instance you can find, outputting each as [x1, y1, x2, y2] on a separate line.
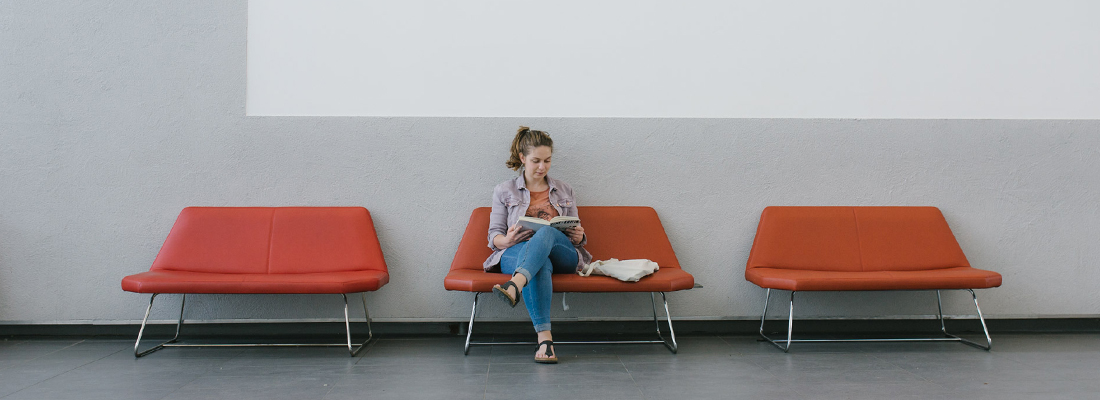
[565, 225, 585, 245]
[495, 224, 534, 249]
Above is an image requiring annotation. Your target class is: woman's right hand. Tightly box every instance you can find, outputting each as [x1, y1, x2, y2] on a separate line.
[496, 224, 534, 249]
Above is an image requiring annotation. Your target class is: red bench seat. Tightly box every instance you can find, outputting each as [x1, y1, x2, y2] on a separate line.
[121, 206, 388, 357]
[746, 267, 1001, 292]
[122, 270, 389, 294]
[746, 206, 1001, 351]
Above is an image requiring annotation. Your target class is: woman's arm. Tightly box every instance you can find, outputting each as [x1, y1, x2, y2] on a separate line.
[487, 183, 533, 250]
[487, 185, 510, 250]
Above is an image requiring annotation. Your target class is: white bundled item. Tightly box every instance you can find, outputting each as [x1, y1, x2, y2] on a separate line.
[577, 258, 659, 282]
[563, 259, 660, 311]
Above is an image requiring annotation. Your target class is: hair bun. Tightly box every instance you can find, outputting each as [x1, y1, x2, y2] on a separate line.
[506, 126, 554, 171]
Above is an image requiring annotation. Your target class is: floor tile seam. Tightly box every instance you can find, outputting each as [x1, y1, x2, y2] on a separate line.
[483, 358, 490, 400]
[617, 353, 643, 391]
[351, 337, 381, 364]
[715, 333, 737, 348]
[320, 375, 347, 399]
[25, 339, 86, 361]
[0, 341, 123, 399]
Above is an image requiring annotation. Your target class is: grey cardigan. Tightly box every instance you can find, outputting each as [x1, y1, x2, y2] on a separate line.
[483, 175, 593, 271]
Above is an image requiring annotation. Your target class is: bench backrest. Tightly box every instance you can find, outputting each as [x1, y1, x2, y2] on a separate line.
[746, 206, 970, 272]
[151, 207, 387, 274]
[449, 206, 682, 272]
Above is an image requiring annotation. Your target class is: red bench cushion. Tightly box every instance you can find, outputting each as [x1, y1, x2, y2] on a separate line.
[745, 206, 1001, 291]
[745, 267, 1001, 291]
[121, 270, 388, 294]
[121, 207, 388, 294]
[444, 206, 694, 293]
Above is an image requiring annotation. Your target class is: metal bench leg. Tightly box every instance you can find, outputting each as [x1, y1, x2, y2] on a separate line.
[758, 289, 795, 352]
[464, 292, 480, 355]
[360, 293, 374, 349]
[650, 292, 678, 353]
[134, 293, 186, 358]
[343, 293, 374, 357]
[938, 289, 992, 350]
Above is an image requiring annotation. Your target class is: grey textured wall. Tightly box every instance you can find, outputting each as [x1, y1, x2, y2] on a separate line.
[1, 1, 1097, 325]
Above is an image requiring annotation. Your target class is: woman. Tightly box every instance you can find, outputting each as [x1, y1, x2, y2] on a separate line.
[484, 126, 592, 364]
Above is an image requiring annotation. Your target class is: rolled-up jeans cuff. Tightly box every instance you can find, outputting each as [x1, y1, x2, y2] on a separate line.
[513, 267, 532, 283]
[533, 322, 551, 332]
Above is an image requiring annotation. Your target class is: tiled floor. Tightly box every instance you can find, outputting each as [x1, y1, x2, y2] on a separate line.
[2, 334, 1099, 399]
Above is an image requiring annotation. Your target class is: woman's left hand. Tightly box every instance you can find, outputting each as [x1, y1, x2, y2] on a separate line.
[565, 225, 585, 245]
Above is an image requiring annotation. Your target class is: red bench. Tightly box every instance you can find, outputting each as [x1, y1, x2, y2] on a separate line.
[746, 206, 1002, 351]
[121, 207, 388, 357]
[445, 206, 695, 353]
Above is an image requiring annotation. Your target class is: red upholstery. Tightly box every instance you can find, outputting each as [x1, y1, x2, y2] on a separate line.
[444, 207, 694, 293]
[745, 206, 1001, 291]
[121, 207, 389, 294]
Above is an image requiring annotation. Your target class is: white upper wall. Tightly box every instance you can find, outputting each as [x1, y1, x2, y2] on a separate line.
[248, 0, 1100, 118]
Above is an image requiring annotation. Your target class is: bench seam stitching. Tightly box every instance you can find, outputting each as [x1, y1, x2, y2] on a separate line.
[852, 208, 865, 272]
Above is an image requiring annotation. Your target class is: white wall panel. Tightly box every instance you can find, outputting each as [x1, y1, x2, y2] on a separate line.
[248, 0, 1100, 118]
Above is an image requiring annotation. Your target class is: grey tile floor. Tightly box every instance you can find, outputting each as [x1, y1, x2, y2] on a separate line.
[2, 334, 1099, 399]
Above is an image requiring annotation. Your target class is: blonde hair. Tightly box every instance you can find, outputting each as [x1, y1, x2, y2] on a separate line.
[506, 126, 553, 171]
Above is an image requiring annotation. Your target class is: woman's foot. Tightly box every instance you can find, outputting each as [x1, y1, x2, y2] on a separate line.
[492, 281, 519, 307]
[492, 274, 528, 307]
[535, 331, 557, 364]
[534, 341, 557, 363]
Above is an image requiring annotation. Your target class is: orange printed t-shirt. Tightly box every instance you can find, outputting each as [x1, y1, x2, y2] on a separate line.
[525, 189, 559, 221]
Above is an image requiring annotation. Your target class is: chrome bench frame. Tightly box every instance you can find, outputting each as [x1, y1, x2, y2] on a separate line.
[757, 288, 992, 352]
[462, 291, 680, 354]
[133, 293, 374, 357]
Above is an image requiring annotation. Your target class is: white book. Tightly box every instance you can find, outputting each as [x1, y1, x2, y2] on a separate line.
[517, 216, 580, 232]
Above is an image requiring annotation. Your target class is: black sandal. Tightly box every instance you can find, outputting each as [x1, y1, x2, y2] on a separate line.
[534, 340, 558, 364]
[493, 280, 521, 308]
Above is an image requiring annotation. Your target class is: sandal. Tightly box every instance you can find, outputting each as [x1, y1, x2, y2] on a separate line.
[534, 340, 558, 364]
[493, 280, 521, 308]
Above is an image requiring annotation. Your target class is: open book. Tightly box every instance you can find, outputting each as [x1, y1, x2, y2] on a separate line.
[517, 216, 580, 232]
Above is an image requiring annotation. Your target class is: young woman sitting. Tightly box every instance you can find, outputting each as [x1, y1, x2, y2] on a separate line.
[483, 126, 592, 364]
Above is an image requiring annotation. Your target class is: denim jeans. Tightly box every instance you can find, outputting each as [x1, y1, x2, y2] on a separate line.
[499, 227, 579, 332]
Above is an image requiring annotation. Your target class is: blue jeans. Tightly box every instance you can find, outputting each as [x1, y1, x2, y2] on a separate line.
[499, 227, 579, 332]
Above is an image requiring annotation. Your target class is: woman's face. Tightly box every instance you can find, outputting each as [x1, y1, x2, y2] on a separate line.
[520, 145, 552, 182]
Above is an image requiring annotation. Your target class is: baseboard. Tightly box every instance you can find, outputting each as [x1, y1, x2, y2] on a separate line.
[1, 318, 1097, 339]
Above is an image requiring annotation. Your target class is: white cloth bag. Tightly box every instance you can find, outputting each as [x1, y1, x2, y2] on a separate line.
[577, 258, 659, 282]
[562, 259, 660, 310]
